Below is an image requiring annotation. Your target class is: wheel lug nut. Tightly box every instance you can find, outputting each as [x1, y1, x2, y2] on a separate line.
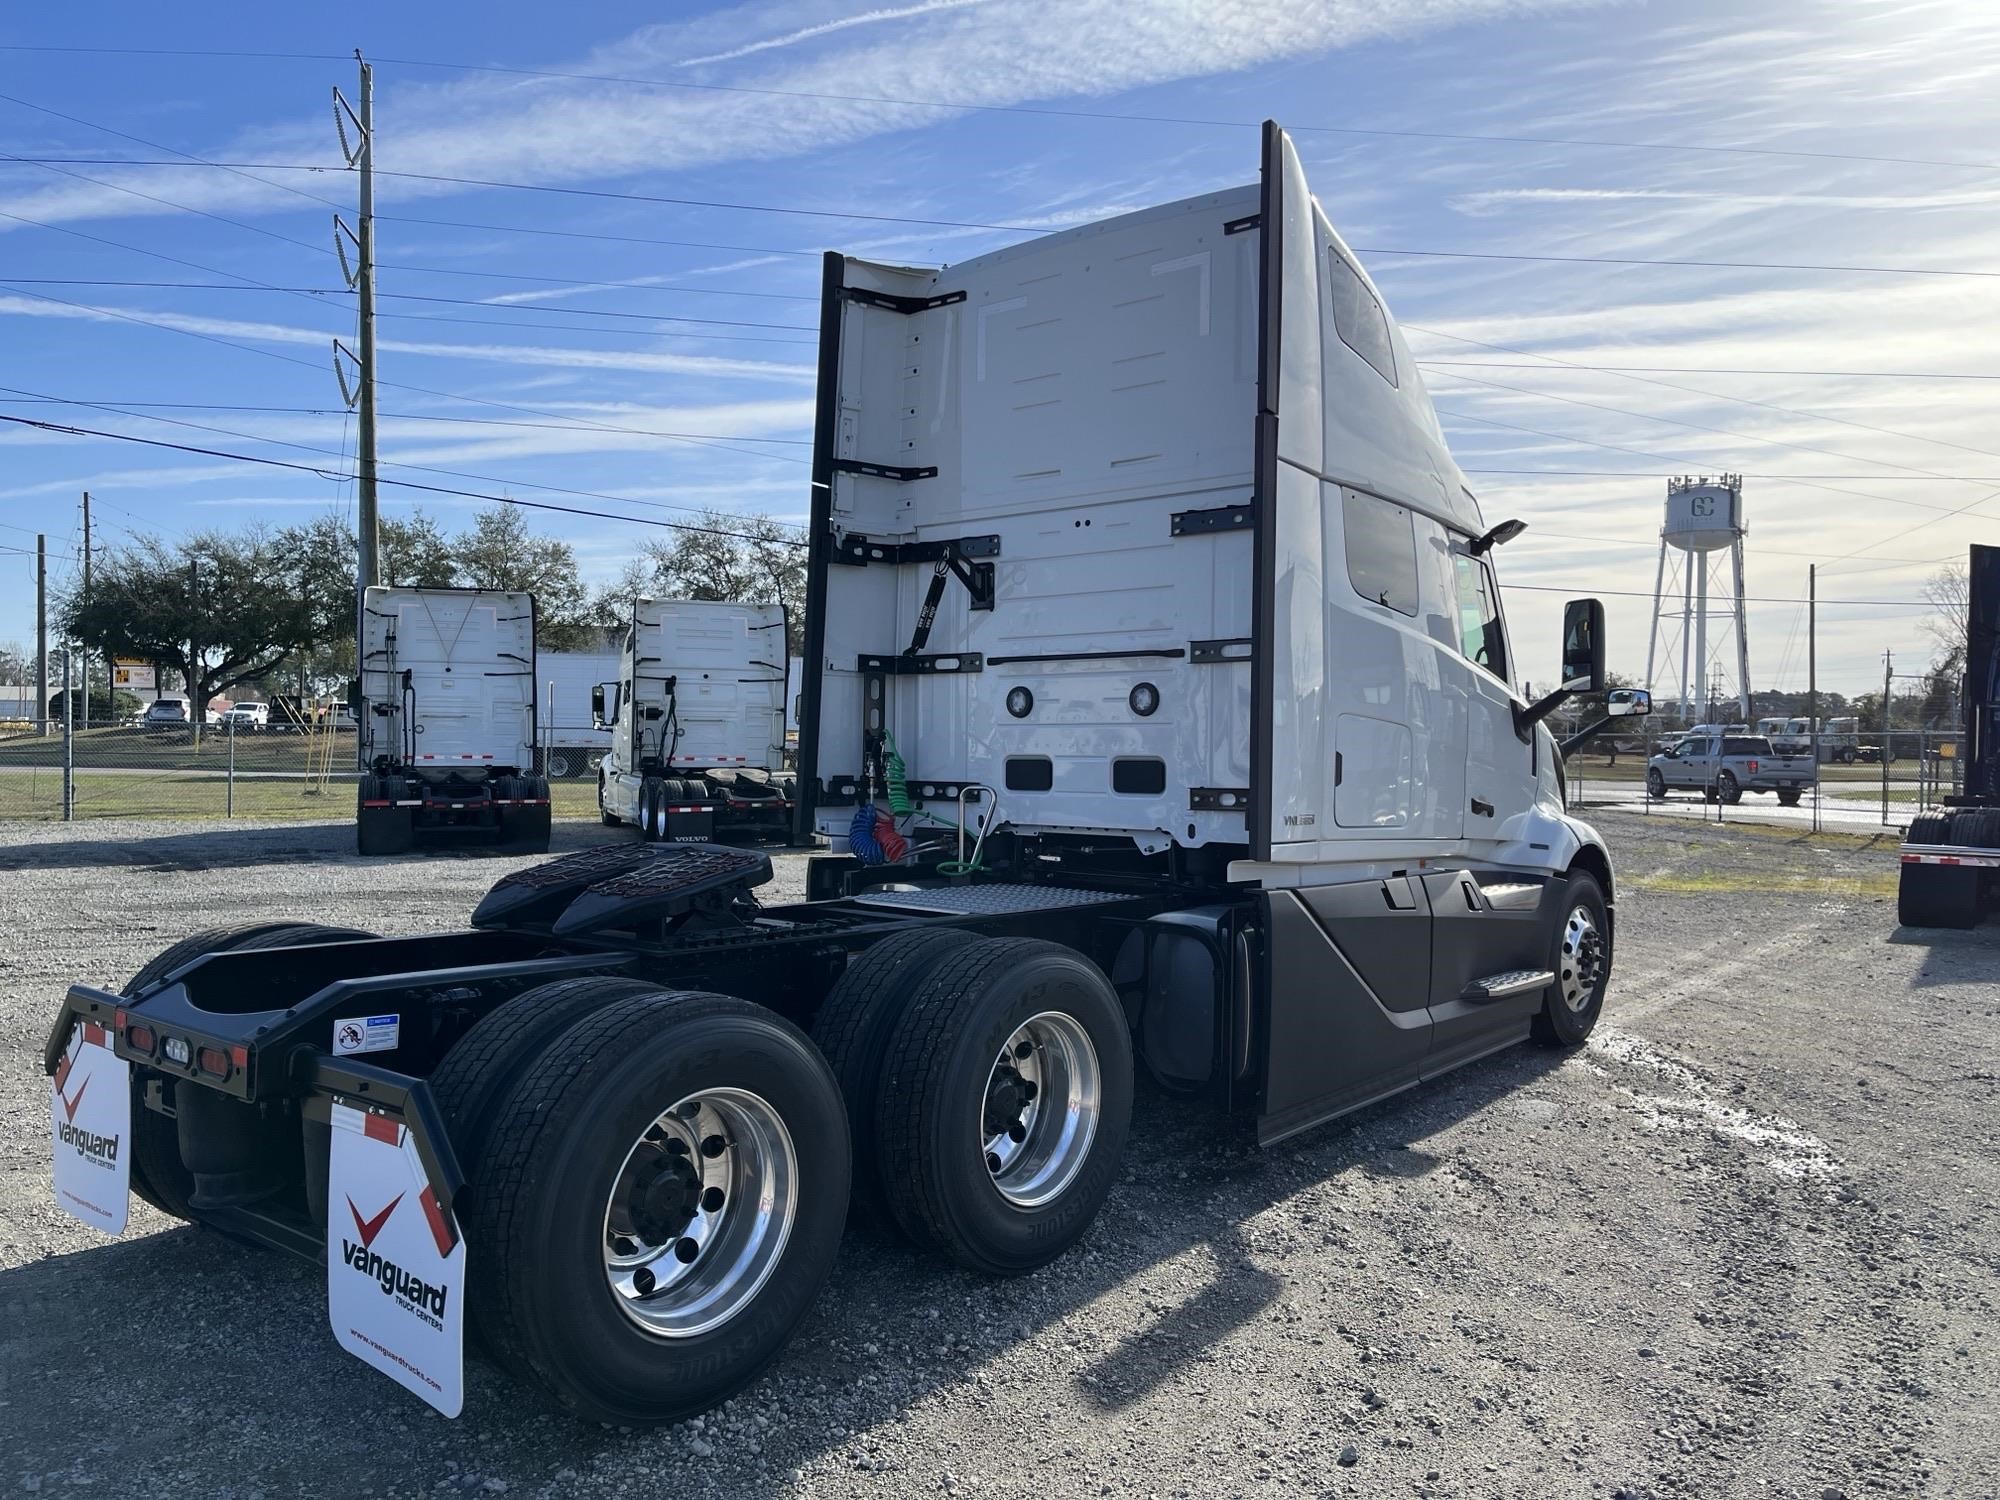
[665, 1137, 690, 1156]
[1021, 1081, 1038, 1100]
[674, 1237, 701, 1264]
[701, 1186, 725, 1212]
[1008, 1122, 1027, 1143]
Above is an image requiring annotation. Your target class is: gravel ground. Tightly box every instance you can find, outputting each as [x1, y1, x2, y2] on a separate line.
[2, 813, 1995, 1499]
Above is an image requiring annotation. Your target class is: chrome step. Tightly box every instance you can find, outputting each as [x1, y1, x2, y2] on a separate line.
[1462, 968, 1554, 1001]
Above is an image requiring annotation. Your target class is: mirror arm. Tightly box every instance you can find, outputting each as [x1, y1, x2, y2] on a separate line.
[1513, 685, 1573, 741]
[1557, 715, 1615, 760]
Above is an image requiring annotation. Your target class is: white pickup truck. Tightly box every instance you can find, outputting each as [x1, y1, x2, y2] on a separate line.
[1648, 731, 1815, 806]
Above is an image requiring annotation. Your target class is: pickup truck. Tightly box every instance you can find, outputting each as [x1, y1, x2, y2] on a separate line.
[1647, 732, 1815, 806]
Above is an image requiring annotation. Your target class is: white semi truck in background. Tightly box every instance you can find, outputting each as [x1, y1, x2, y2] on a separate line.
[537, 646, 620, 779]
[52, 124, 1644, 1428]
[593, 598, 795, 841]
[350, 585, 551, 855]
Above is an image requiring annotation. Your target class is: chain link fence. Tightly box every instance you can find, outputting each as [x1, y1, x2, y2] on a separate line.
[1562, 723, 1964, 831]
[0, 716, 606, 823]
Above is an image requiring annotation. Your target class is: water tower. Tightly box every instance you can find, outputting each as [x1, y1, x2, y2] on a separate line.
[1645, 475, 1750, 724]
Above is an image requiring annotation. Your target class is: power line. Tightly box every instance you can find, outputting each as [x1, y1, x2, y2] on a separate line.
[0, 396, 811, 446]
[0, 412, 811, 544]
[1463, 468, 2000, 481]
[26, 153, 2000, 284]
[4, 46, 1993, 176]
[1519, 530, 1953, 566]
[0, 279, 820, 333]
[1504, 581, 1931, 607]
[1411, 336, 2000, 470]
[379, 213, 820, 258]
[0, 282, 813, 465]
[1422, 360, 2000, 383]
[0, 387, 812, 523]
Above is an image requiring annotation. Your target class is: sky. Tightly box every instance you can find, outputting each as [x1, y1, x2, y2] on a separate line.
[2, 0, 1996, 700]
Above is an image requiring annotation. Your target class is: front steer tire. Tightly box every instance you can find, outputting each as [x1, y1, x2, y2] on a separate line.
[1532, 872, 1611, 1047]
[121, 922, 374, 1222]
[875, 937, 1133, 1277]
[463, 989, 850, 1425]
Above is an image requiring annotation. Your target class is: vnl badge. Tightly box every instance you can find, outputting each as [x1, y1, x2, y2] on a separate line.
[50, 1019, 131, 1234]
[326, 1101, 466, 1417]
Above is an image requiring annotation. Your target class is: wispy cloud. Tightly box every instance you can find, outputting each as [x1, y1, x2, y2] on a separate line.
[675, 0, 1002, 69]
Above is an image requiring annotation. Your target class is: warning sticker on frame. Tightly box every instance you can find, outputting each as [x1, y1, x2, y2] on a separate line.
[50, 1020, 131, 1235]
[326, 1101, 465, 1417]
[332, 1014, 400, 1055]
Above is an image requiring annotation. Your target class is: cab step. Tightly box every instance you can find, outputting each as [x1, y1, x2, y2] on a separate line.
[1462, 969, 1554, 1001]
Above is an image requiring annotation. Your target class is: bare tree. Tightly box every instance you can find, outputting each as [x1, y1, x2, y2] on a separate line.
[1924, 562, 1971, 674]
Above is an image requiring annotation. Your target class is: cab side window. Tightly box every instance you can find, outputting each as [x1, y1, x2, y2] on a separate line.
[1450, 552, 1509, 682]
[1343, 491, 1419, 617]
[1327, 249, 1397, 387]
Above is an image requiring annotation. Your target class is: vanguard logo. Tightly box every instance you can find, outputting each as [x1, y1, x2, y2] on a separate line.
[341, 1195, 449, 1321]
[56, 1076, 119, 1164]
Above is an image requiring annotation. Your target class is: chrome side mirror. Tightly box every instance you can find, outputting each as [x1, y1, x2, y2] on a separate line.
[1606, 688, 1651, 718]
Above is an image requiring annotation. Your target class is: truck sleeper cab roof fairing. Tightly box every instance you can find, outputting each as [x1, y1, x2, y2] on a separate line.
[802, 120, 1561, 869]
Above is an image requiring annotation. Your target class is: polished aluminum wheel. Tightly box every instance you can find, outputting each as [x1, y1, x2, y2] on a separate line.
[602, 1088, 797, 1338]
[981, 1011, 1101, 1208]
[1558, 904, 1606, 1013]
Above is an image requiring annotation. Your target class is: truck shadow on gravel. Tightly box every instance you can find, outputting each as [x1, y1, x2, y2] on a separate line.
[0, 821, 631, 873]
[4, 1044, 1565, 1493]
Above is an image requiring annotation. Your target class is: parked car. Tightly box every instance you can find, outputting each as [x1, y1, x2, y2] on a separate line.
[220, 702, 269, 732]
[1647, 732, 1816, 806]
[141, 696, 191, 730]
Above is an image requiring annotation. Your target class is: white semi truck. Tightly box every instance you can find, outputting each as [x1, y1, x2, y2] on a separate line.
[536, 646, 620, 779]
[48, 124, 1644, 1427]
[593, 598, 795, 841]
[349, 585, 551, 855]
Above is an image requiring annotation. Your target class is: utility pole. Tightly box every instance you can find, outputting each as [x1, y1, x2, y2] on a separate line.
[1882, 647, 1894, 821]
[35, 533, 47, 736]
[82, 490, 95, 726]
[1807, 565, 1819, 832]
[334, 51, 379, 646]
[189, 557, 201, 749]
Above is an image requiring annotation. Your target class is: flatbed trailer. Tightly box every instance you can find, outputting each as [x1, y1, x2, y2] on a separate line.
[46, 123, 1647, 1425]
[1897, 543, 1999, 927]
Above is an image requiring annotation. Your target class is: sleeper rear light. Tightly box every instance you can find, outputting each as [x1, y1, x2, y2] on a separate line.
[196, 1046, 230, 1078]
[162, 1035, 192, 1067]
[124, 1022, 157, 1056]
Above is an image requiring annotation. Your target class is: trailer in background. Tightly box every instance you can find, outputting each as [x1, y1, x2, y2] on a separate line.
[1899, 543, 1999, 927]
[536, 647, 620, 778]
[351, 586, 550, 855]
[594, 599, 794, 841]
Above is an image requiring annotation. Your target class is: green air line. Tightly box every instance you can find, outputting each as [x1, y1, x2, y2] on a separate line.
[883, 731, 915, 816]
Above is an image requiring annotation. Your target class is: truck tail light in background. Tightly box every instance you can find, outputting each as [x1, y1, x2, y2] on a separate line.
[1749, 759, 1759, 773]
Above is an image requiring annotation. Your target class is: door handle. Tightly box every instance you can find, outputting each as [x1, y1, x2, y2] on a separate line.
[1471, 797, 1495, 817]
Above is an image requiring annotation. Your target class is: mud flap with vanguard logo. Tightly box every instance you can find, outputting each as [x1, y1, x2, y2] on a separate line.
[326, 1101, 466, 1417]
[50, 1019, 130, 1234]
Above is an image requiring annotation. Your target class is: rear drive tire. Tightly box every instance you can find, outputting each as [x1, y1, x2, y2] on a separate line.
[1532, 872, 1611, 1047]
[875, 937, 1133, 1276]
[121, 923, 374, 1222]
[812, 928, 979, 1229]
[638, 781, 659, 842]
[465, 989, 849, 1424]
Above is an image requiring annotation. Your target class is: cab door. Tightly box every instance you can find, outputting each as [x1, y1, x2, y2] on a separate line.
[1451, 547, 1532, 836]
[1676, 735, 1715, 790]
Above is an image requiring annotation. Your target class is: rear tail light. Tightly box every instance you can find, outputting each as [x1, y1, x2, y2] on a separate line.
[125, 1023, 157, 1055]
[1749, 758, 1759, 773]
[196, 1046, 230, 1077]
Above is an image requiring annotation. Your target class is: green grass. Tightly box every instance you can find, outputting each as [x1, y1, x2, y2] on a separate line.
[0, 724, 357, 774]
